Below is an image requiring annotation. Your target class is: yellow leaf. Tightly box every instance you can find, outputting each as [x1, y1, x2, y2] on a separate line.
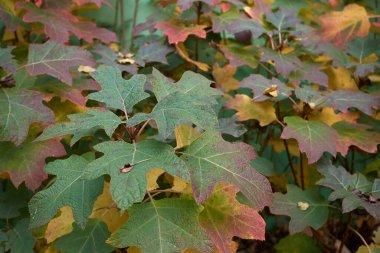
[146, 168, 165, 191]
[175, 43, 209, 71]
[309, 107, 359, 126]
[225, 94, 276, 126]
[326, 66, 358, 90]
[318, 4, 370, 46]
[269, 138, 299, 157]
[171, 176, 190, 192]
[44, 206, 74, 243]
[127, 246, 142, 253]
[174, 124, 201, 149]
[90, 182, 128, 232]
[42, 245, 59, 253]
[212, 64, 239, 92]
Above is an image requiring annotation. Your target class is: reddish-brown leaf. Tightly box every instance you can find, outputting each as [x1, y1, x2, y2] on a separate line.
[155, 21, 206, 44]
[0, 139, 66, 191]
[199, 183, 266, 253]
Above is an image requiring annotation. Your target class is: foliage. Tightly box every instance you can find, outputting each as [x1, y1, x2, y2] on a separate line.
[0, 0, 379, 252]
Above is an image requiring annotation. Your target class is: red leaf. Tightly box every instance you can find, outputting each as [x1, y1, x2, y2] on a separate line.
[199, 183, 266, 253]
[0, 139, 66, 191]
[155, 21, 206, 44]
[18, 3, 117, 43]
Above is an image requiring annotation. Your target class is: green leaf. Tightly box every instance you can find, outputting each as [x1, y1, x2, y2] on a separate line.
[281, 116, 339, 163]
[36, 109, 122, 145]
[275, 233, 322, 253]
[0, 88, 54, 145]
[151, 68, 221, 102]
[7, 219, 36, 253]
[0, 184, 31, 219]
[270, 184, 329, 234]
[199, 184, 265, 253]
[84, 140, 189, 211]
[128, 92, 219, 139]
[181, 130, 272, 209]
[29, 155, 103, 229]
[0, 46, 15, 73]
[26, 41, 95, 85]
[55, 219, 113, 253]
[108, 198, 213, 253]
[88, 66, 149, 113]
[316, 159, 380, 218]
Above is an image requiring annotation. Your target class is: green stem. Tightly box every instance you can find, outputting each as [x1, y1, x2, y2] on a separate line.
[119, 0, 126, 49]
[130, 0, 139, 49]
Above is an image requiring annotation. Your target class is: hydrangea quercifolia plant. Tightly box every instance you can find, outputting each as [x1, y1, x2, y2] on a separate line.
[0, 0, 380, 252]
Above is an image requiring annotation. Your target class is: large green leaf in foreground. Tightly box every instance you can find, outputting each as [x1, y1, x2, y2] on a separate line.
[108, 198, 214, 253]
[29, 155, 103, 228]
[88, 66, 149, 113]
[181, 130, 272, 209]
[36, 109, 122, 145]
[84, 140, 189, 211]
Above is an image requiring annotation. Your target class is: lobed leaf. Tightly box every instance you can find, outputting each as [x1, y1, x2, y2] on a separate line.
[181, 130, 272, 209]
[84, 140, 189, 211]
[29, 155, 103, 229]
[270, 184, 329, 234]
[26, 41, 95, 85]
[108, 198, 214, 253]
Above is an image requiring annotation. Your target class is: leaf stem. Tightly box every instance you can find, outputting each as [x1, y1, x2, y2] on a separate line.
[338, 213, 352, 253]
[119, 0, 126, 50]
[135, 119, 151, 141]
[194, 2, 202, 72]
[349, 226, 372, 253]
[299, 151, 305, 190]
[283, 139, 299, 187]
[130, 0, 139, 49]
[113, 0, 119, 33]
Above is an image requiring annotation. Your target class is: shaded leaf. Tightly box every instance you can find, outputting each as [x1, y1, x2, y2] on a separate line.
[29, 155, 103, 228]
[155, 21, 206, 44]
[199, 183, 265, 253]
[26, 41, 95, 85]
[137, 41, 173, 65]
[239, 74, 292, 101]
[316, 159, 380, 218]
[225, 94, 276, 126]
[181, 130, 272, 209]
[55, 219, 113, 253]
[108, 198, 214, 253]
[0, 184, 31, 219]
[84, 140, 189, 211]
[275, 233, 322, 253]
[218, 43, 259, 68]
[0, 88, 54, 145]
[36, 109, 122, 145]
[0, 47, 15, 73]
[0, 139, 66, 191]
[7, 219, 36, 253]
[218, 116, 247, 138]
[270, 184, 329, 234]
[281, 116, 339, 163]
[88, 66, 148, 113]
[332, 121, 380, 156]
[260, 48, 301, 77]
